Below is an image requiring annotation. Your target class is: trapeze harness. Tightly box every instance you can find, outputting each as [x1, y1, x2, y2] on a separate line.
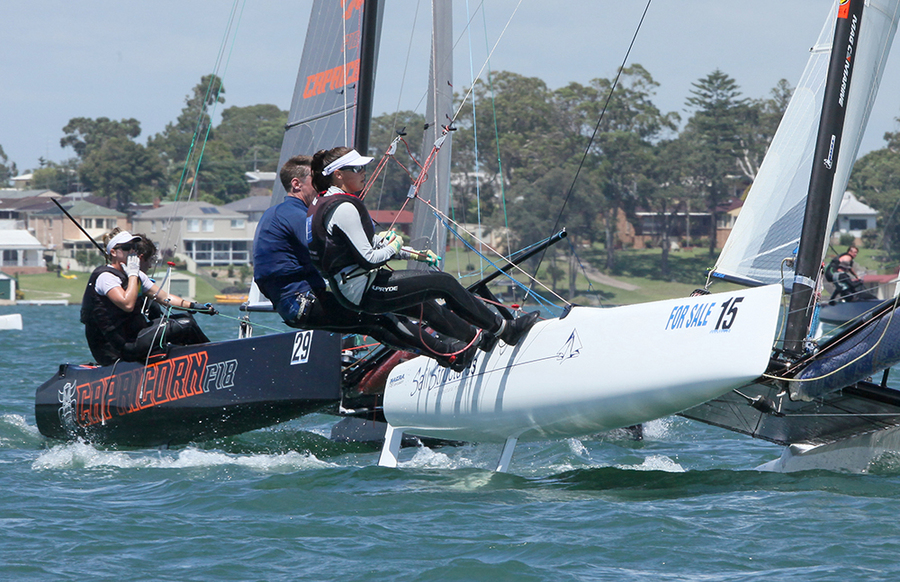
[81, 265, 149, 365]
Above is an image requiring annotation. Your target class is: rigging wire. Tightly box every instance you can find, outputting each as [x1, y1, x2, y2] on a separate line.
[527, 0, 654, 289]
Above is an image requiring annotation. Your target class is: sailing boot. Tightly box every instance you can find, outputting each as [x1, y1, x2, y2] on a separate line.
[449, 341, 479, 373]
[499, 310, 541, 346]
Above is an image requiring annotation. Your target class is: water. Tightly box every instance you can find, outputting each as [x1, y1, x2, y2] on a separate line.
[3, 305, 900, 581]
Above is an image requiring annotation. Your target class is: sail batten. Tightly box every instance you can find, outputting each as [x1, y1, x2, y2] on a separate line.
[713, 0, 900, 288]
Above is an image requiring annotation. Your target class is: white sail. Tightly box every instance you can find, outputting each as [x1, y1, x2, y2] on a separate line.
[713, 0, 900, 286]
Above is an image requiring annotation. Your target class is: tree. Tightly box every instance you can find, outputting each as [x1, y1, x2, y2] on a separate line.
[365, 110, 427, 211]
[0, 145, 16, 186]
[148, 74, 226, 197]
[193, 140, 250, 204]
[31, 159, 81, 193]
[682, 69, 749, 257]
[80, 136, 165, 211]
[849, 144, 900, 258]
[736, 78, 793, 180]
[212, 104, 287, 172]
[60, 117, 141, 158]
[562, 65, 678, 270]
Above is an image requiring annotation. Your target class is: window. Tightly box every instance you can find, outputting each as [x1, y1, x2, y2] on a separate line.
[187, 219, 200, 232]
[203, 219, 214, 232]
[82, 218, 92, 229]
[849, 219, 868, 231]
[231, 219, 245, 229]
[2, 250, 18, 265]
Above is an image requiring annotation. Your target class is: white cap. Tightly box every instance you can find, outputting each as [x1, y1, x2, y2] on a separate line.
[322, 149, 374, 176]
[106, 231, 141, 255]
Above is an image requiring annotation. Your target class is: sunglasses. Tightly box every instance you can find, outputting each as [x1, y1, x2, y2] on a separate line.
[342, 165, 367, 174]
[116, 243, 135, 252]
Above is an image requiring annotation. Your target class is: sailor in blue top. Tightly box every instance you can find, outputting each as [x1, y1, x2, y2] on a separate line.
[253, 155, 474, 369]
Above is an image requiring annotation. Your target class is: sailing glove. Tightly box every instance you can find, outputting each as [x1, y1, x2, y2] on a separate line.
[124, 255, 141, 278]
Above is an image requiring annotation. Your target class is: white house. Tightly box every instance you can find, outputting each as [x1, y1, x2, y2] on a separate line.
[833, 191, 878, 237]
[0, 229, 45, 274]
[132, 201, 254, 267]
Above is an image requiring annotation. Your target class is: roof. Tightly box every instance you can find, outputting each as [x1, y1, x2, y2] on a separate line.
[134, 201, 247, 220]
[370, 209, 414, 225]
[0, 189, 58, 199]
[0, 230, 44, 249]
[839, 191, 878, 216]
[223, 195, 272, 213]
[245, 171, 276, 184]
[33, 200, 126, 218]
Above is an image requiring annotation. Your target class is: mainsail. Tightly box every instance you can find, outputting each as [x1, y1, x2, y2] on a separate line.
[712, 0, 900, 287]
[246, 0, 383, 309]
[407, 0, 454, 267]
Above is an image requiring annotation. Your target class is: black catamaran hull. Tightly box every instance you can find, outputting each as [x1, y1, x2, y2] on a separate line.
[35, 330, 341, 447]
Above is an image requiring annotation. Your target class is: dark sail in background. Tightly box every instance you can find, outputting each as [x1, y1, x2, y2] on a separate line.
[270, 0, 384, 205]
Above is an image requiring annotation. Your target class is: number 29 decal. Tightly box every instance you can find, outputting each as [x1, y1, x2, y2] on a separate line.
[291, 330, 314, 365]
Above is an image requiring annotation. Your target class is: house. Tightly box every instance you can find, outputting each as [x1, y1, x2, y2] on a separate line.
[131, 201, 254, 266]
[833, 191, 878, 239]
[30, 200, 128, 260]
[223, 195, 272, 223]
[0, 229, 45, 274]
[244, 171, 277, 191]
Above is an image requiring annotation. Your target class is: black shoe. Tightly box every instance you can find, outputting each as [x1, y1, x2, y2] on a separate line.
[478, 329, 499, 352]
[449, 341, 479, 373]
[500, 311, 540, 346]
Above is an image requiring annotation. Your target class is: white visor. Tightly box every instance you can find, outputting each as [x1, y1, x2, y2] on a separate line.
[322, 149, 374, 176]
[106, 231, 141, 255]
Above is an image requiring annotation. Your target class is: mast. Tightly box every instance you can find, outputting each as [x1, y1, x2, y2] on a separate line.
[783, 0, 864, 355]
[354, 0, 382, 155]
[408, 0, 453, 269]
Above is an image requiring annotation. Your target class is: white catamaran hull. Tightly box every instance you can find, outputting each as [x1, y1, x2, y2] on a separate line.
[379, 285, 783, 470]
[758, 427, 900, 473]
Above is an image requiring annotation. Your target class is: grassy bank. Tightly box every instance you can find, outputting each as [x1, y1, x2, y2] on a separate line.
[16, 271, 220, 304]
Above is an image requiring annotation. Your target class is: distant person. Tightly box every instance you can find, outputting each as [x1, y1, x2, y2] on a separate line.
[308, 146, 539, 354]
[253, 155, 475, 371]
[81, 230, 214, 366]
[826, 245, 875, 302]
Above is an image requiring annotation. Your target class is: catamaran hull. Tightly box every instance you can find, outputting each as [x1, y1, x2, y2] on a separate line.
[379, 285, 783, 465]
[35, 330, 341, 447]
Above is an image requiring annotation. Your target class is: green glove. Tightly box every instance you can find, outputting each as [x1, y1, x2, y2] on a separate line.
[417, 249, 440, 266]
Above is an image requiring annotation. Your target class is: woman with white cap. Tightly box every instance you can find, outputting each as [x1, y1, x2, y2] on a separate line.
[80, 229, 213, 366]
[308, 146, 539, 366]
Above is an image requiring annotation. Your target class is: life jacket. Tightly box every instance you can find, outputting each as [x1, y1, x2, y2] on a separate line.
[824, 258, 840, 283]
[81, 265, 148, 365]
[309, 192, 376, 276]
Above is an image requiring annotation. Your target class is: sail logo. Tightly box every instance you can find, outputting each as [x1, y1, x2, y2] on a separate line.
[343, 0, 363, 20]
[824, 135, 836, 169]
[303, 59, 361, 99]
[838, 0, 851, 19]
[556, 330, 582, 362]
[838, 14, 857, 107]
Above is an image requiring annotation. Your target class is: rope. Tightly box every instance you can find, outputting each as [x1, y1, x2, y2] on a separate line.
[764, 291, 900, 383]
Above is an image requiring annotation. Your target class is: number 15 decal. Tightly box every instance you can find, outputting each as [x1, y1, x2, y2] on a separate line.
[715, 297, 743, 331]
[291, 330, 314, 365]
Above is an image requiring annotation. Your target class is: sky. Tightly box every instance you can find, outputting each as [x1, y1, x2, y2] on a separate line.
[3, 0, 900, 175]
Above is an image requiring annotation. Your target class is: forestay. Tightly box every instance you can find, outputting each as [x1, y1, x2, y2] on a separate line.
[712, 0, 900, 287]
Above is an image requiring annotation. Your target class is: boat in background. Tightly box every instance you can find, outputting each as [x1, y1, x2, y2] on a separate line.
[0, 313, 22, 330]
[681, 0, 900, 472]
[33, 0, 381, 447]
